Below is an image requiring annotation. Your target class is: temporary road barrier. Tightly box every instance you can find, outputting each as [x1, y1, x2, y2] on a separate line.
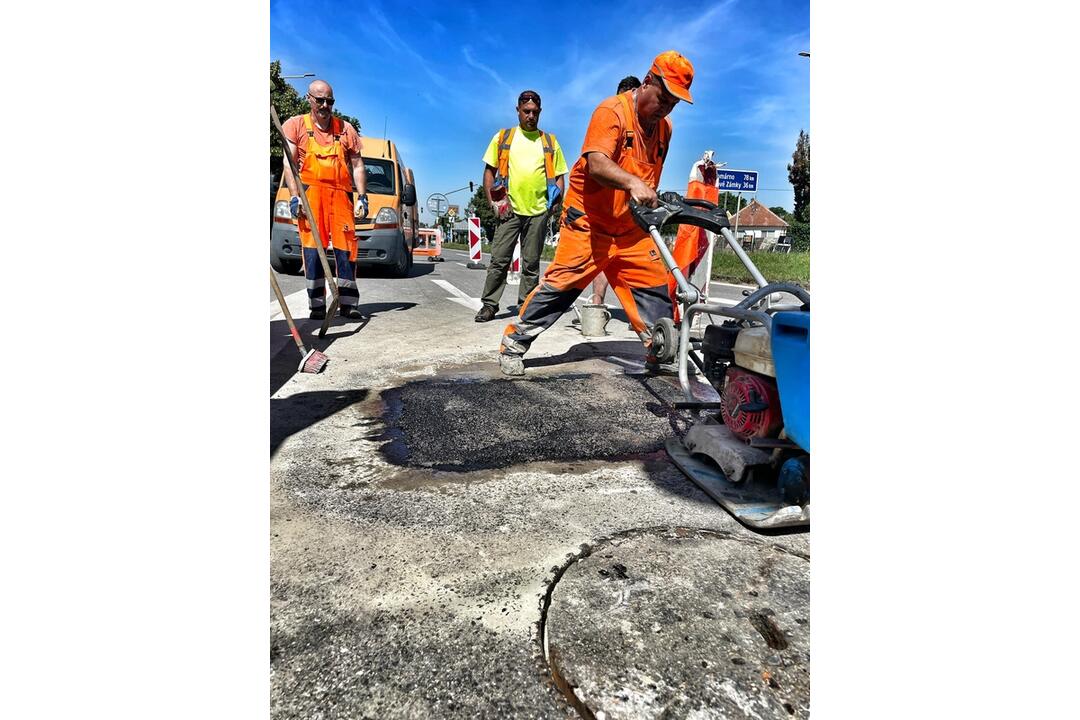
[467, 216, 486, 269]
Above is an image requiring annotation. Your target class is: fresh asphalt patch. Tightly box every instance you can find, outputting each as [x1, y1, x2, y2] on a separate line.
[377, 372, 694, 472]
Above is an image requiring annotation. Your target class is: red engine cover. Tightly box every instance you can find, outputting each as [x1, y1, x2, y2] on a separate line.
[720, 367, 784, 440]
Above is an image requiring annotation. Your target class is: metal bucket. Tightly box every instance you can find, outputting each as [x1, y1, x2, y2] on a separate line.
[579, 303, 611, 337]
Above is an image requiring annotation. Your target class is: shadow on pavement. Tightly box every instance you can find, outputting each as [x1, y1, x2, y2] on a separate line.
[523, 340, 646, 371]
[270, 302, 417, 395]
[271, 388, 370, 458]
[355, 263, 436, 279]
[405, 263, 437, 278]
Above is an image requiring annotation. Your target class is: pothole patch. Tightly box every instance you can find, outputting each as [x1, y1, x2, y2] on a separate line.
[542, 528, 809, 719]
[378, 374, 689, 471]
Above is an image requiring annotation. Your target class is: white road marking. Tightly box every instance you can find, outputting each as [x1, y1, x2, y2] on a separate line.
[430, 279, 483, 311]
[270, 288, 309, 320]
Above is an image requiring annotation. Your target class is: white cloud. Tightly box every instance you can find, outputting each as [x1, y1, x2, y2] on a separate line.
[462, 46, 511, 91]
[365, 2, 451, 90]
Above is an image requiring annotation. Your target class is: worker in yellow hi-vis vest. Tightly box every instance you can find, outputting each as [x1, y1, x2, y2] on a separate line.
[474, 90, 568, 323]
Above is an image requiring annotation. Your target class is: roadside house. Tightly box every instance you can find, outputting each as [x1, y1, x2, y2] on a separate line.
[730, 199, 789, 251]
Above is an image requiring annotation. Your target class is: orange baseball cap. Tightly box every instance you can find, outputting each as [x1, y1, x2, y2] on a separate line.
[650, 50, 694, 104]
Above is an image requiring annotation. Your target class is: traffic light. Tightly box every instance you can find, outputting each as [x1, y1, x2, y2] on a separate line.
[469, 181, 475, 193]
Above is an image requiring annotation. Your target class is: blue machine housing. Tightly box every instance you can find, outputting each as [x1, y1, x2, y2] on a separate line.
[770, 311, 810, 453]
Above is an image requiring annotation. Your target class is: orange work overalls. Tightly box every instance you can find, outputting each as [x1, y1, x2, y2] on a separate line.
[501, 92, 672, 357]
[297, 114, 359, 310]
[297, 114, 357, 260]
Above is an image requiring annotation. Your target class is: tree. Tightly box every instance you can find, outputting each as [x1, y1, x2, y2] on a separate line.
[270, 61, 306, 161]
[717, 191, 748, 216]
[787, 129, 810, 223]
[787, 220, 810, 252]
[769, 206, 794, 223]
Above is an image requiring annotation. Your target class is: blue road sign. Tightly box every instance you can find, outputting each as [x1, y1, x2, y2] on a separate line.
[716, 169, 758, 193]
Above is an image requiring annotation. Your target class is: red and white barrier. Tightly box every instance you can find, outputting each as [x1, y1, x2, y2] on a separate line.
[466, 216, 486, 269]
[507, 241, 522, 285]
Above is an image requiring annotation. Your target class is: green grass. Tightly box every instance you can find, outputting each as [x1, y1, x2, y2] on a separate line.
[710, 250, 809, 287]
[443, 242, 809, 286]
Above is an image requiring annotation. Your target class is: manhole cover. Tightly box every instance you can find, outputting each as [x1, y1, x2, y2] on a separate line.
[379, 375, 686, 471]
[543, 529, 809, 719]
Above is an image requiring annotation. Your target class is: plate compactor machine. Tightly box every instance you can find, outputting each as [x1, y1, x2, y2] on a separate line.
[631, 193, 810, 530]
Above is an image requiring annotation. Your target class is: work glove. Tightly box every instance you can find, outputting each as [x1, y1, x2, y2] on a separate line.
[289, 195, 301, 218]
[546, 183, 561, 206]
[355, 193, 369, 218]
[492, 198, 512, 221]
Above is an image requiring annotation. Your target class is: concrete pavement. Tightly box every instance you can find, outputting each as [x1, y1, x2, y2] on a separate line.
[270, 248, 809, 718]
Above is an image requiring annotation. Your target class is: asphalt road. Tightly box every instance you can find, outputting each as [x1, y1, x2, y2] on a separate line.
[270, 247, 758, 313]
[269, 245, 809, 718]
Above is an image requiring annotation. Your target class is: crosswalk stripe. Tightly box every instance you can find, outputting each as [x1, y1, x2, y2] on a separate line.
[270, 288, 309, 320]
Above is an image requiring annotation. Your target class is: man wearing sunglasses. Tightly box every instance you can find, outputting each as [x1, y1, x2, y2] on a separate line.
[280, 80, 367, 320]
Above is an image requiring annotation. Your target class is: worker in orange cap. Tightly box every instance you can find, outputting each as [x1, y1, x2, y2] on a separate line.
[280, 79, 367, 320]
[498, 51, 694, 376]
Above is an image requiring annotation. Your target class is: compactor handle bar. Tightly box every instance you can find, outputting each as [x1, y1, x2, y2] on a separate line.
[629, 192, 732, 234]
[632, 190, 771, 291]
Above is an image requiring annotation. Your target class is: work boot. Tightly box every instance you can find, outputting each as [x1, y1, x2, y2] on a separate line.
[309, 308, 326, 321]
[499, 353, 525, 377]
[474, 304, 497, 322]
[340, 305, 364, 320]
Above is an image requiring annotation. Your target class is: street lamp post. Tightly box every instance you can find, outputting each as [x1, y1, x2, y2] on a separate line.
[282, 72, 315, 79]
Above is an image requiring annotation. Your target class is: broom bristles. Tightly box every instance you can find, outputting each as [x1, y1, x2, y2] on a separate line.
[299, 348, 329, 373]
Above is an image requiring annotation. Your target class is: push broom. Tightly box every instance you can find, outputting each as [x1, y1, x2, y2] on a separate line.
[271, 104, 340, 338]
[270, 267, 329, 373]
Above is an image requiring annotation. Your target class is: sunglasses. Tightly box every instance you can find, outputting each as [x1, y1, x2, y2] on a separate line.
[308, 95, 335, 107]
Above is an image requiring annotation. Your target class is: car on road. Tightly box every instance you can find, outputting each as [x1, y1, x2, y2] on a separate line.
[271, 137, 419, 277]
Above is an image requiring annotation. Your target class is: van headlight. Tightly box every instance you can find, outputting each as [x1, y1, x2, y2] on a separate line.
[374, 207, 398, 224]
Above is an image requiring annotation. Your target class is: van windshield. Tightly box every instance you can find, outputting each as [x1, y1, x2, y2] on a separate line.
[364, 159, 396, 196]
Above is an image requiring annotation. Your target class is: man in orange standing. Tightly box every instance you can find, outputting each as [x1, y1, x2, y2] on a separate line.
[498, 51, 694, 375]
[281, 79, 368, 320]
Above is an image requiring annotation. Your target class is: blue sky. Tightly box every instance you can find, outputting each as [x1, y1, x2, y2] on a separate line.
[271, 0, 809, 221]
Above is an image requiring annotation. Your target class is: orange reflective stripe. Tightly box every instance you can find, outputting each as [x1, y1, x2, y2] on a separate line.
[540, 131, 556, 186]
[496, 127, 515, 181]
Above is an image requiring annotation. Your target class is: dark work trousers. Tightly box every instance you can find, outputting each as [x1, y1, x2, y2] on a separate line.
[303, 247, 359, 310]
[480, 211, 550, 309]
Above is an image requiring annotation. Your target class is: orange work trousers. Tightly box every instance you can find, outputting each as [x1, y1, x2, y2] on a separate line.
[500, 221, 672, 357]
[297, 183, 358, 262]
